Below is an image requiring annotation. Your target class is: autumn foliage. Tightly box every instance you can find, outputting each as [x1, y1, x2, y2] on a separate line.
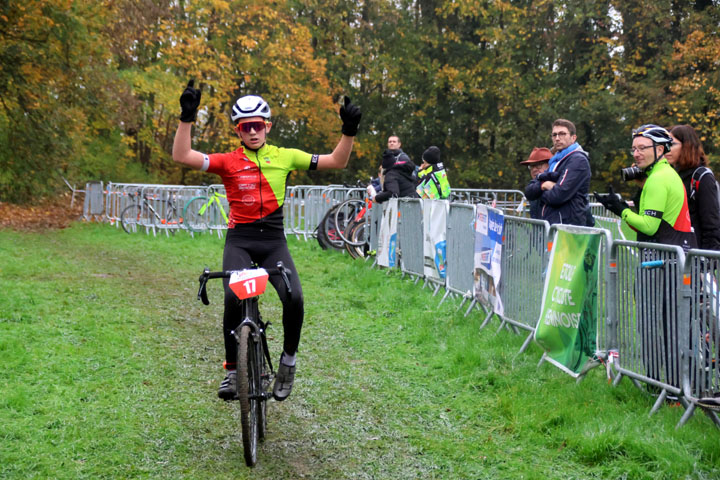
[1, 0, 719, 204]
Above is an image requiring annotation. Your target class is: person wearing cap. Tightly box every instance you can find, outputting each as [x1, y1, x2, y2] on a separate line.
[172, 80, 361, 402]
[534, 119, 594, 226]
[372, 148, 419, 203]
[416, 146, 451, 200]
[521, 147, 552, 219]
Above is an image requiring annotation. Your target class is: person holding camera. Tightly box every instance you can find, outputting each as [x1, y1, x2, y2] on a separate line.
[595, 124, 696, 252]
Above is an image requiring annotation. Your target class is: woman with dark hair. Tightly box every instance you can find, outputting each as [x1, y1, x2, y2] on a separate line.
[667, 125, 720, 250]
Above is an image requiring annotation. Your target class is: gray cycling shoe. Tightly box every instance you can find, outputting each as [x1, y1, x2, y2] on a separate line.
[273, 356, 296, 401]
[218, 370, 237, 400]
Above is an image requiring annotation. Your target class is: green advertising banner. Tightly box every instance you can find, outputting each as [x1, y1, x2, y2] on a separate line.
[534, 229, 601, 375]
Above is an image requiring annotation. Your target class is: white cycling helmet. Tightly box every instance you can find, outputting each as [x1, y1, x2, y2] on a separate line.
[632, 124, 673, 153]
[230, 95, 271, 122]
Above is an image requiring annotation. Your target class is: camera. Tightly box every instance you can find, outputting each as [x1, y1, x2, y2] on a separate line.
[621, 165, 646, 182]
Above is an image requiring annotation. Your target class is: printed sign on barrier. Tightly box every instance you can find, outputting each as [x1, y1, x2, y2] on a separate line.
[473, 204, 504, 315]
[534, 229, 600, 374]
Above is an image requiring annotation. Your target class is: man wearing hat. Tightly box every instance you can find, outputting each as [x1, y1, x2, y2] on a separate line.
[521, 147, 552, 219]
[416, 146, 451, 199]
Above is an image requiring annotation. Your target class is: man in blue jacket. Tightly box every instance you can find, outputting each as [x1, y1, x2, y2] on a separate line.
[535, 119, 594, 226]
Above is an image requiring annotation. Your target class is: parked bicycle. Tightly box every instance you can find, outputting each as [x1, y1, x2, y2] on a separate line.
[120, 191, 181, 234]
[183, 189, 229, 233]
[332, 197, 372, 259]
[197, 262, 292, 467]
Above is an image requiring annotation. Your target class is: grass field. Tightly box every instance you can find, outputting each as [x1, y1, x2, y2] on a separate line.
[1, 222, 719, 479]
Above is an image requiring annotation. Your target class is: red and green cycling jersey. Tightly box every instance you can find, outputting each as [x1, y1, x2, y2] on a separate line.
[621, 158, 697, 251]
[203, 143, 318, 229]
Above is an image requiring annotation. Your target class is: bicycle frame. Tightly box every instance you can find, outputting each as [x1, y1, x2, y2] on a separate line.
[199, 192, 229, 225]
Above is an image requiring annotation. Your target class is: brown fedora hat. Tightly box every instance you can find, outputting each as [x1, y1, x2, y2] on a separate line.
[520, 147, 552, 165]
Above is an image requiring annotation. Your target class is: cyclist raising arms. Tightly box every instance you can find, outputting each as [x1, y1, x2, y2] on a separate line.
[172, 80, 361, 401]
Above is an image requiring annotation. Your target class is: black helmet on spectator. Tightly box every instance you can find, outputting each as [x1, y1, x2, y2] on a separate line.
[422, 146, 442, 165]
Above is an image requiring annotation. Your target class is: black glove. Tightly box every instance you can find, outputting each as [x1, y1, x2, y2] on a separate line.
[179, 79, 201, 122]
[594, 186, 630, 217]
[536, 171, 560, 183]
[339, 96, 361, 136]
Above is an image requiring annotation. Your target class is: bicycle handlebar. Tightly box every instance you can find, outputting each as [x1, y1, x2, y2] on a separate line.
[197, 261, 292, 305]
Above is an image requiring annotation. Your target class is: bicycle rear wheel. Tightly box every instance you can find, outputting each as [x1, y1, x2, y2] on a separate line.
[183, 196, 211, 233]
[120, 204, 142, 234]
[237, 325, 261, 466]
[316, 204, 345, 250]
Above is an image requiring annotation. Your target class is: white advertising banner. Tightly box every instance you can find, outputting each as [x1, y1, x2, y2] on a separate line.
[377, 198, 398, 268]
[423, 199, 448, 281]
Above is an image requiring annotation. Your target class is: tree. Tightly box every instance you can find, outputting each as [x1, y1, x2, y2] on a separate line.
[0, 0, 119, 202]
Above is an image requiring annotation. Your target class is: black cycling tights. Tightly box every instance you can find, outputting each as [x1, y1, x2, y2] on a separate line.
[222, 227, 304, 368]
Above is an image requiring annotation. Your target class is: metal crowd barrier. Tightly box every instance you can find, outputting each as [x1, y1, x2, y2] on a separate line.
[452, 189, 525, 215]
[610, 241, 688, 416]
[83, 181, 104, 221]
[367, 200, 383, 254]
[444, 203, 475, 307]
[496, 216, 551, 353]
[104, 183, 216, 236]
[678, 250, 720, 427]
[397, 199, 424, 280]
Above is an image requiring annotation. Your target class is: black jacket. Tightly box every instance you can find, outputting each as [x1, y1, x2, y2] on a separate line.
[375, 156, 419, 203]
[524, 178, 544, 219]
[678, 167, 720, 250]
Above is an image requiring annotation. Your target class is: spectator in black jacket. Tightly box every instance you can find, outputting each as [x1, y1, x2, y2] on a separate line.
[521, 147, 552, 219]
[372, 149, 419, 203]
[536, 119, 594, 226]
[667, 124, 720, 250]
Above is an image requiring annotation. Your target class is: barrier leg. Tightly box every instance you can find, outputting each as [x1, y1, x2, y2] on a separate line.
[517, 331, 534, 355]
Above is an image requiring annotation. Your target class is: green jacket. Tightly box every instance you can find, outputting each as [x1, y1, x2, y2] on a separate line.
[416, 163, 451, 199]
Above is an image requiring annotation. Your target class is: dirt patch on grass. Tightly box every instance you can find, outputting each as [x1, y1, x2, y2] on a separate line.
[0, 193, 84, 232]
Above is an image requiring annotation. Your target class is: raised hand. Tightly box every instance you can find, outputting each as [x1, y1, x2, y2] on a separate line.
[339, 96, 361, 136]
[179, 79, 202, 123]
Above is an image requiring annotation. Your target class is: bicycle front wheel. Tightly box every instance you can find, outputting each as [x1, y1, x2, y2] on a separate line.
[183, 196, 211, 233]
[120, 204, 142, 234]
[237, 325, 260, 466]
[344, 219, 369, 258]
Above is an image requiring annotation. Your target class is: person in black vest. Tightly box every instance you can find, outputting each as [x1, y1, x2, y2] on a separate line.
[372, 149, 419, 203]
[387, 135, 418, 182]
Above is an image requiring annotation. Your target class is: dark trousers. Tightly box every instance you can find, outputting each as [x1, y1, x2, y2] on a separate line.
[222, 226, 304, 367]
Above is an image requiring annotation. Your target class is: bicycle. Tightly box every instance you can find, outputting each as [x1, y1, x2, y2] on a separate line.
[333, 197, 372, 259]
[197, 262, 292, 467]
[183, 189, 229, 233]
[120, 191, 181, 234]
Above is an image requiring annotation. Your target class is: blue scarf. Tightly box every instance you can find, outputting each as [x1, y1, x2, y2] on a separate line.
[548, 142, 580, 172]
